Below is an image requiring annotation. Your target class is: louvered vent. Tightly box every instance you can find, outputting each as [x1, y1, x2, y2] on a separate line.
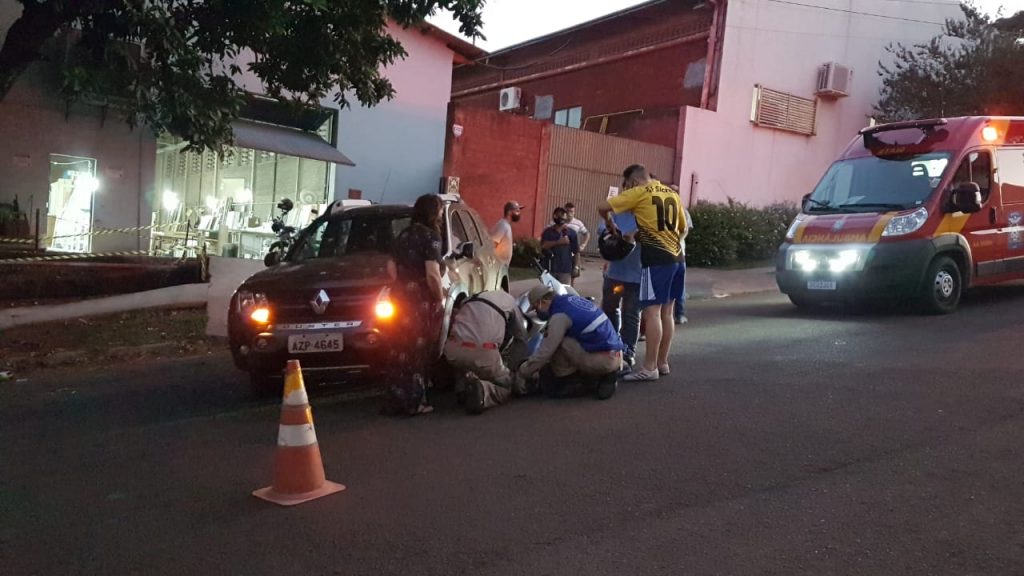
[750, 85, 817, 136]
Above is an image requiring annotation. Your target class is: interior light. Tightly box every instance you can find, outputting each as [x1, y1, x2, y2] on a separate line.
[205, 196, 220, 211]
[76, 173, 100, 195]
[237, 188, 253, 203]
[250, 307, 271, 324]
[375, 300, 395, 319]
[163, 190, 180, 212]
[982, 126, 999, 142]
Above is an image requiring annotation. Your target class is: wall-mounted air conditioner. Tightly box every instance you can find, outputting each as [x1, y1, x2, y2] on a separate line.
[816, 62, 852, 98]
[499, 87, 522, 111]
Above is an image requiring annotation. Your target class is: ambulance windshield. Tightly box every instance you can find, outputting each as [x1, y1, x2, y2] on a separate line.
[806, 152, 952, 213]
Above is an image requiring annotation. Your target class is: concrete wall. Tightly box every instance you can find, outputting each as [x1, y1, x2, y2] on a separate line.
[443, 105, 551, 238]
[333, 25, 458, 204]
[0, 2, 156, 252]
[679, 0, 962, 206]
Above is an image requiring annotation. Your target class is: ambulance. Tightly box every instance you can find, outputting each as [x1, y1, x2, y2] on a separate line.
[776, 117, 1024, 313]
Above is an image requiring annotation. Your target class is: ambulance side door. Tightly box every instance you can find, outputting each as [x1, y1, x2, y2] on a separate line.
[995, 147, 1024, 276]
[950, 149, 1002, 277]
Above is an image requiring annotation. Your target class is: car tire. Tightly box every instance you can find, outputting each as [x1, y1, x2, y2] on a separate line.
[249, 372, 281, 398]
[920, 255, 961, 315]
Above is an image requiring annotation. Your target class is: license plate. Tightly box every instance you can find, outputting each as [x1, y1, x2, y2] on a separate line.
[288, 333, 343, 354]
[807, 280, 837, 291]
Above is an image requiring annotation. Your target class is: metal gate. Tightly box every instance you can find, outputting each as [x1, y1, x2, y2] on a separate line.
[546, 126, 675, 255]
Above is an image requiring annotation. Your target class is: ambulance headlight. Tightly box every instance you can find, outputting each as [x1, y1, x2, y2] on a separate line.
[793, 250, 818, 272]
[882, 207, 929, 237]
[828, 250, 861, 273]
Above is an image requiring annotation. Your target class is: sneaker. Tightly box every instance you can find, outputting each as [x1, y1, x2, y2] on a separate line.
[595, 373, 618, 400]
[675, 315, 688, 326]
[622, 369, 659, 382]
[659, 364, 671, 375]
[624, 355, 636, 367]
[465, 377, 486, 415]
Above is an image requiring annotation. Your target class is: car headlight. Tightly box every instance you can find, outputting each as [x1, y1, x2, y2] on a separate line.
[250, 307, 271, 324]
[828, 249, 861, 273]
[236, 290, 255, 312]
[785, 215, 805, 240]
[882, 207, 928, 237]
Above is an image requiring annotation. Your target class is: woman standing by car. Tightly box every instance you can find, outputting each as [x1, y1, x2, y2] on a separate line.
[382, 194, 446, 416]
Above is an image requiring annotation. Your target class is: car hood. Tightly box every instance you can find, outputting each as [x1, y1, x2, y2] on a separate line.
[793, 212, 894, 244]
[239, 253, 390, 293]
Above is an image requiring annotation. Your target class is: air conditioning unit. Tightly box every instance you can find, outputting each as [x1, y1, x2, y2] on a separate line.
[499, 87, 522, 111]
[816, 62, 853, 98]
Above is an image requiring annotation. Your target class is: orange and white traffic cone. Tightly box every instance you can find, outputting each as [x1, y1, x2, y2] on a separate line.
[253, 360, 345, 506]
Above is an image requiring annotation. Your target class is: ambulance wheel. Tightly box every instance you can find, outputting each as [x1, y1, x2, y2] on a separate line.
[921, 256, 961, 315]
[788, 294, 813, 309]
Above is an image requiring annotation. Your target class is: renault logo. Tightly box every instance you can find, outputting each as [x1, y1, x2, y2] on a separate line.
[310, 289, 330, 315]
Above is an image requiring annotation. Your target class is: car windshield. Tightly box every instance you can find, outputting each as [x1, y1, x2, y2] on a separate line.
[287, 211, 412, 262]
[807, 152, 952, 213]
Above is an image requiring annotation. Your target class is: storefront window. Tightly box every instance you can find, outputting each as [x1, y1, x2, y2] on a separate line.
[152, 117, 334, 258]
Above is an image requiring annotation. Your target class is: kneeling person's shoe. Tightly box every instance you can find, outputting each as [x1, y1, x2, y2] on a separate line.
[465, 376, 486, 415]
[595, 372, 618, 400]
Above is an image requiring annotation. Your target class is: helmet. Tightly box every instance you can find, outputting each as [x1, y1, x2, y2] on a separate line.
[598, 229, 635, 262]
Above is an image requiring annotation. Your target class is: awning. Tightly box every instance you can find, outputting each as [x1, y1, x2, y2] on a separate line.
[231, 119, 355, 166]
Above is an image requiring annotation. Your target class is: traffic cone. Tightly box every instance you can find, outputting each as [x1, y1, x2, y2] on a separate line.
[253, 360, 345, 506]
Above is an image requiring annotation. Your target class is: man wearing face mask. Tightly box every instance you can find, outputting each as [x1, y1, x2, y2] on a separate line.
[490, 201, 521, 270]
[540, 207, 579, 285]
[517, 285, 622, 400]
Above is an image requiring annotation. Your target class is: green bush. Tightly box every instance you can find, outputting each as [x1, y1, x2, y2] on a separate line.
[510, 236, 542, 268]
[685, 199, 798, 268]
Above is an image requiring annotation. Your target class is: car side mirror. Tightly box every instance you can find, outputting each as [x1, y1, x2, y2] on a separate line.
[264, 252, 280, 267]
[459, 241, 476, 260]
[949, 182, 982, 214]
[800, 193, 812, 212]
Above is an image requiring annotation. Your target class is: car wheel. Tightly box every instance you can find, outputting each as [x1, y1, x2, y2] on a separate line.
[249, 371, 281, 398]
[920, 255, 961, 315]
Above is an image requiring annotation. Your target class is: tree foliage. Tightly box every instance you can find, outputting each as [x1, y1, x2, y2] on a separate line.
[0, 1, 485, 151]
[876, 3, 1024, 121]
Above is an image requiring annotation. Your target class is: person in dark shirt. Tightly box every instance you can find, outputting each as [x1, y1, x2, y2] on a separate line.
[540, 207, 579, 285]
[382, 194, 446, 416]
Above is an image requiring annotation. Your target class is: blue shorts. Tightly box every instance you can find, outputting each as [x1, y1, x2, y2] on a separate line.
[639, 263, 685, 307]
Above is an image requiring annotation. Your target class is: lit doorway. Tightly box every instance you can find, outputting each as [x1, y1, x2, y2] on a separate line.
[48, 154, 98, 252]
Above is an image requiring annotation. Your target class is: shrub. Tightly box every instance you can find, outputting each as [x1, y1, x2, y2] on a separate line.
[510, 236, 542, 268]
[685, 199, 798, 268]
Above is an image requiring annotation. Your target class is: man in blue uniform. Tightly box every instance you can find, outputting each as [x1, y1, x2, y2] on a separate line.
[519, 285, 623, 400]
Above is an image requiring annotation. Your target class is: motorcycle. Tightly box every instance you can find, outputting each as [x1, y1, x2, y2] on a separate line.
[516, 258, 572, 356]
[263, 198, 296, 267]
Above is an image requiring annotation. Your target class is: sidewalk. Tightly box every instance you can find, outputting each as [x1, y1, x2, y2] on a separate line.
[509, 258, 777, 301]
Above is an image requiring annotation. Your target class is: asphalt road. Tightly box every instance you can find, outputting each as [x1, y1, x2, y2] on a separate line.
[4, 286, 1024, 575]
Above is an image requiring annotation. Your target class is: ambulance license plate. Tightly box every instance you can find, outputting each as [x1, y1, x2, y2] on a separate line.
[288, 333, 343, 353]
[807, 280, 837, 291]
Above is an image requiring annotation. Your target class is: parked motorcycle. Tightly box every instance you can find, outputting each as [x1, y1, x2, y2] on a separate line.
[516, 258, 571, 356]
[263, 198, 296, 267]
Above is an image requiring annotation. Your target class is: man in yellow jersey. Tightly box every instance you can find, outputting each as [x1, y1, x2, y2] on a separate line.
[597, 164, 685, 382]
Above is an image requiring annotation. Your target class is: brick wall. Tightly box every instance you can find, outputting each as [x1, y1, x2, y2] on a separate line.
[453, 41, 705, 150]
[443, 105, 551, 240]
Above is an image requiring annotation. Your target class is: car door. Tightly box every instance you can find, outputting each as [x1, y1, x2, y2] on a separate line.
[452, 209, 485, 295]
[464, 210, 501, 291]
[996, 147, 1024, 276]
[949, 149, 1002, 278]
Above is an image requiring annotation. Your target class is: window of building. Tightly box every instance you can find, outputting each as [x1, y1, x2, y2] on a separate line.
[952, 150, 993, 202]
[997, 149, 1024, 205]
[750, 85, 817, 136]
[554, 106, 583, 129]
[152, 114, 335, 259]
